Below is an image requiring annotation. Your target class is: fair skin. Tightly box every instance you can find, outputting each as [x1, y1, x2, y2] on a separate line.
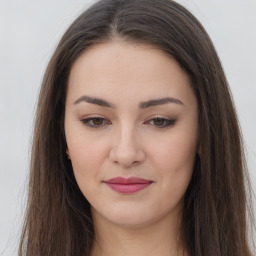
[65, 40, 198, 256]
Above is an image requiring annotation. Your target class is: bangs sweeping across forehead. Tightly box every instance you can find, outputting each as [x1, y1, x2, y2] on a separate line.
[19, 1, 255, 256]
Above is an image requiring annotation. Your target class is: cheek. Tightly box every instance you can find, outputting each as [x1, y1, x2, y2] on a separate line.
[69, 138, 105, 174]
[149, 131, 197, 193]
[65, 128, 108, 190]
[150, 133, 197, 170]
[68, 140, 104, 198]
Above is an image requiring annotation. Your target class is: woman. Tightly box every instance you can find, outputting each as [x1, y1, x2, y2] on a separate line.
[19, 0, 255, 255]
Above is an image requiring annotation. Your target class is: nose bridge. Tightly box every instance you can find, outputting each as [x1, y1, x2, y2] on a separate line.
[109, 121, 145, 167]
[114, 121, 139, 155]
[118, 121, 136, 146]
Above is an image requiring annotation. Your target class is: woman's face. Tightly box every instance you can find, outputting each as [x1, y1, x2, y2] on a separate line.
[65, 41, 198, 228]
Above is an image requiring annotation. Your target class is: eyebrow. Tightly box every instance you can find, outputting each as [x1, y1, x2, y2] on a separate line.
[73, 95, 115, 108]
[73, 95, 184, 108]
[139, 97, 184, 108]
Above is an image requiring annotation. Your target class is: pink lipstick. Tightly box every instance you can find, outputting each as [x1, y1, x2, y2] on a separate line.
[104, 176, 153, 194]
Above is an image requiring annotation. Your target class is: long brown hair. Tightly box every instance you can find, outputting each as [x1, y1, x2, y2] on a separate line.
[19, 0, 255, 255]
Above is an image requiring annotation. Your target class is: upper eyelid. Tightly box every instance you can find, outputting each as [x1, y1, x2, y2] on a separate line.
[80, 115, 109, 121]
[80, 116, 173, 121]
[81, 117, 110, 122]
[80, 116, 176, 128]
[81, 117, 111, 128]
[144, 118, 176, 126]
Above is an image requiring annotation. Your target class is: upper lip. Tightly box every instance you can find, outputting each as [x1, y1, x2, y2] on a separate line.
[104, 176, 153, 184]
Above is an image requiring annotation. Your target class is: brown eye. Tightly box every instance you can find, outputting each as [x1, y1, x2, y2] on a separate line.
[146, 117, 176, 128]
[81, 117, 111, 128]
[153, 118, 165, 126]
[92, 118, 104, 125]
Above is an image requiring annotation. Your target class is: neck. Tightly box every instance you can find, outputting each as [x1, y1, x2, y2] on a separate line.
[90, 209, 188, 256]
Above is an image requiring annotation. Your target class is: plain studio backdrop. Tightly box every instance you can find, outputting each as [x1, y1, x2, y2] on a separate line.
[0, 1, 255, 255]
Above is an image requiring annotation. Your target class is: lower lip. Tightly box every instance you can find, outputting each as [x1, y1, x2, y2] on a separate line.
[105, 183, 152, 194]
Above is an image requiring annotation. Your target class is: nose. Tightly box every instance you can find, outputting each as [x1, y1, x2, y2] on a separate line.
[109, 125, 146, 168]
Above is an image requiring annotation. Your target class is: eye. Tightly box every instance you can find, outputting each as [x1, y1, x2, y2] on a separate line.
[145, 117, 176, 128]
[81, 117, 111, 128]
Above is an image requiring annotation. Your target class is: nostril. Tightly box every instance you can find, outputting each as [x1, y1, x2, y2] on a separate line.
[109, 148, 145, 168]
[109, 135, 146, 167]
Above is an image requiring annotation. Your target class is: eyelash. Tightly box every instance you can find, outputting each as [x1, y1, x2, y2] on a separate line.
[81, 117, 176, 129]
[81, 117, 111, 128]
[145, 117, 176, 128]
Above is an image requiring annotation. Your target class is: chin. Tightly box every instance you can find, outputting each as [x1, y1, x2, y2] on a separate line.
[100, 206, 170, 229]
[109, 215, 154, 228]
[92, 205, 153, 228]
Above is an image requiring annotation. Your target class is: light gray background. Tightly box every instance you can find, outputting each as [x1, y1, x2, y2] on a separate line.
[0, 1, 255, 255]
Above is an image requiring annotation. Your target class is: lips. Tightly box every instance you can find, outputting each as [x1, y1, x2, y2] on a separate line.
[104, 176, 153, 194]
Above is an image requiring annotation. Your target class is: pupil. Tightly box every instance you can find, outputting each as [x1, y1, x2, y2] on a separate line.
[154, 118, 164, 126]
[93, 118, 103, 125]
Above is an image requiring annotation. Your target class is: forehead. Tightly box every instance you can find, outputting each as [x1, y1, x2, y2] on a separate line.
[67, 41, 196, 108]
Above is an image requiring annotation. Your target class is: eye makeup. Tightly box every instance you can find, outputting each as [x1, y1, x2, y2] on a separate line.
[81, 117, 112, 128]
[80, 116, 176, 129]
[144, 117, 176, 128]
